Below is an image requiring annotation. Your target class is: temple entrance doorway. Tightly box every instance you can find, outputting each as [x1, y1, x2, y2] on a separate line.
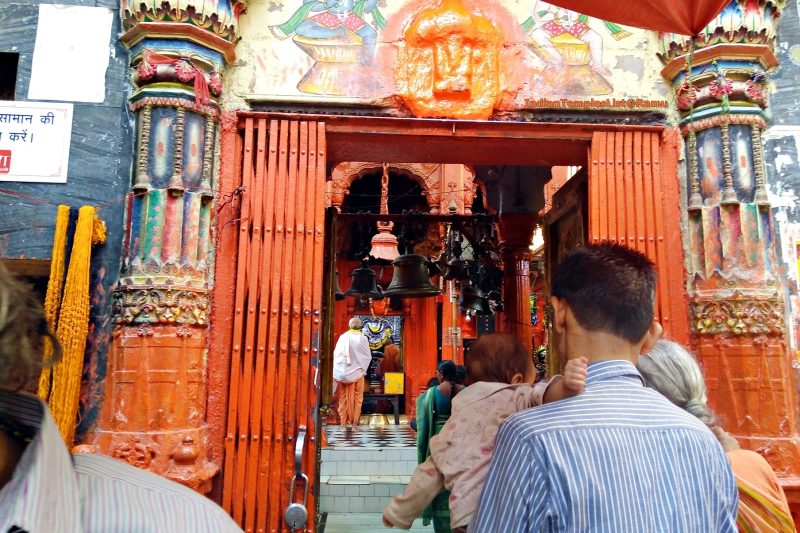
[319, 155, 583, 530]
[215, 116, 686, 532]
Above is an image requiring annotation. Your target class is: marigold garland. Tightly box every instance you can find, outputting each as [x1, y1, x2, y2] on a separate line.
[37, 205, 70, 400]
[42, 206, 106, 446]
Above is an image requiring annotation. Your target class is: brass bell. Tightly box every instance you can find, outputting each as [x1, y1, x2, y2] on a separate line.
[459, 283, 492, 315]
[383, 254, 440, 298]
[344, 260, 384, 300]
[444, 257, 469, 280]
[486, 290, 503, 313]
[427, 257, 443, 278]
[334, 269, 345, 301]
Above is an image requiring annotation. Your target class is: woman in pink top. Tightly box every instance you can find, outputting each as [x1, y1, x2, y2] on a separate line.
[383, 333, 587, 532]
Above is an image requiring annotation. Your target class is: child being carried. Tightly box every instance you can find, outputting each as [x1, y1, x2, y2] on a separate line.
[383, 333, 587, 531]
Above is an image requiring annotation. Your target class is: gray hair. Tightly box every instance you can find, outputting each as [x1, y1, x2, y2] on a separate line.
[348, 317, 363, 330]
[0, 261, 60, 390]
[637, 340, 717, 428]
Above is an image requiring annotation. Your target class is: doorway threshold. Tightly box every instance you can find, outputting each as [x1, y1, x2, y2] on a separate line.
[320, 512, 432, 532]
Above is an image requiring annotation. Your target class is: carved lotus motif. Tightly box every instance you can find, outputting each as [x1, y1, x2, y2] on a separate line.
[745, 79, 766, 104]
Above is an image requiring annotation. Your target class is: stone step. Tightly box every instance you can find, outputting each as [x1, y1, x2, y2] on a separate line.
[322, 513, 430, 532]
[320, 447, 418, 477]
[319, 475, 411, 513]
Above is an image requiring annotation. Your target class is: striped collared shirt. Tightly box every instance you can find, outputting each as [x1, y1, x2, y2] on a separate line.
[0, 391, 242, 533]
[472, 360, 738, 533]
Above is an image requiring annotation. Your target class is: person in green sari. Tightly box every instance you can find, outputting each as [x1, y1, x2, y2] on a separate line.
[415, 360, 462, 533]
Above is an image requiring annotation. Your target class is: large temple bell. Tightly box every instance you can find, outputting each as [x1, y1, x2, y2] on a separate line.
[344, 260, 384, 300]
[383, 254, 440, 298]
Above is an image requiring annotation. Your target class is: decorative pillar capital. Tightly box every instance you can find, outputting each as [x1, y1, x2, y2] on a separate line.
[120, 0, 248, 48]
[112, 285, 210, 327]
[498, 213, 538, 250]
[658, 0, 785, 65]
[659, 1, 783, 126]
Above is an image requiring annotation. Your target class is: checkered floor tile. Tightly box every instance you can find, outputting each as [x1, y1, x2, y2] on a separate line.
[325, 424, 417, 449]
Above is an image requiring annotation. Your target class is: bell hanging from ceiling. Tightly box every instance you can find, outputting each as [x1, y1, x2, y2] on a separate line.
[334, 268, 346, 301]
[383, 254, 440, 298]
[369, 224, 400, 263]
[486, 290, 503, 313]
[344, 259, 384, 300]
[369, 164, 400, 262]
[459, 283, 492, 315]
[444, 257, 469, 280]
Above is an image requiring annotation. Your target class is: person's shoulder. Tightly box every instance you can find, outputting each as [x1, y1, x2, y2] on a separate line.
[72, 453, 242, 532]
[727, 448, 778, 479]
[501, 385, 715, 436]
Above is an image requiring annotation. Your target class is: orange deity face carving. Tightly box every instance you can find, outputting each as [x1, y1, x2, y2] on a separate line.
[398, 0, 502, 120]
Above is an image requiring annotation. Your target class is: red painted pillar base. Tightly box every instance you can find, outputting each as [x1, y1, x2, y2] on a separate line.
[94, 323, 218, 493]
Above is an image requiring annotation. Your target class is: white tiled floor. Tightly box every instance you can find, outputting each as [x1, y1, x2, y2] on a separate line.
[320, 424, 420, 515]
[320, 447, 417, 478]
[322, 513, 432, 532]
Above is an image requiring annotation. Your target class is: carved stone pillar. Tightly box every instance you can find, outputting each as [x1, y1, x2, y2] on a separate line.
[90, 1, 246, 493]
[660, 0, 800, 506]
[499, 214, 537, 353]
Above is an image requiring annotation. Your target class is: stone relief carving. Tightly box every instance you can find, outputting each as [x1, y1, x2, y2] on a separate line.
[113, 286, 210, 326]
[112, 437, 157, 469]
[692, 296, 785, 336]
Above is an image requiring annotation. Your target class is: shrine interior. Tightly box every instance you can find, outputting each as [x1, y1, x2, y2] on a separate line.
[319, 159, 585, 514]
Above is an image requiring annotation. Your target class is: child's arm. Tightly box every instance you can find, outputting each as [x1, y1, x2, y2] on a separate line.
[383, 455, 445, 529]
[542, 357, 588, 404]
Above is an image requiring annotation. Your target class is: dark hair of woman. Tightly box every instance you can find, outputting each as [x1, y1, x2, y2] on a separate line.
[437, 360, 458, 398]
[455, 365, 466, 385]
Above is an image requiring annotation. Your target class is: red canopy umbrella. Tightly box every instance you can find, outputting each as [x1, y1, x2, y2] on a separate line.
[541, 0, 732, 35]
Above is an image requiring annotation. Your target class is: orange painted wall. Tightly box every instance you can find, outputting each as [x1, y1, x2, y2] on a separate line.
[588, 130, 690, 344]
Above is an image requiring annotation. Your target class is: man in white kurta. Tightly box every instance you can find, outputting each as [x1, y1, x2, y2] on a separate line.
[333, 317, 373, 428]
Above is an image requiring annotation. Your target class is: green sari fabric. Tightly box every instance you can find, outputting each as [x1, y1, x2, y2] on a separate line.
[416, 387, 452, 533]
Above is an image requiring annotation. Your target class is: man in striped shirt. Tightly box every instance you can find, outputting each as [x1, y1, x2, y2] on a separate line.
[0, 262, 242, 532]
[473, 243, 738, 532]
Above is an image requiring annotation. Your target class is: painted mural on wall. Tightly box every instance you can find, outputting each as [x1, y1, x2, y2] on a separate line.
[521, 2, 631, 95]
[229, 0, 669, 115]
[267, 0, 387, 96]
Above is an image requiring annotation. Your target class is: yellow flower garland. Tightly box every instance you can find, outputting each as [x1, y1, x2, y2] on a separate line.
[38, 205, 106, 446]
[37, 204, 70, 400]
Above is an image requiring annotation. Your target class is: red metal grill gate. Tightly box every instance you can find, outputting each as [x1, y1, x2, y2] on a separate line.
[222, 118, 326, 532]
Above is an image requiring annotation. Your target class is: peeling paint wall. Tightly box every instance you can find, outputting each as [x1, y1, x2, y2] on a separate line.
[226, 0, 669, 114]
[766, 0, 800, 351]
[763, 127, 800, 351]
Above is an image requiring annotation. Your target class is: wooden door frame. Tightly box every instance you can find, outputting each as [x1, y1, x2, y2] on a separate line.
[209, 112, 686, 530]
